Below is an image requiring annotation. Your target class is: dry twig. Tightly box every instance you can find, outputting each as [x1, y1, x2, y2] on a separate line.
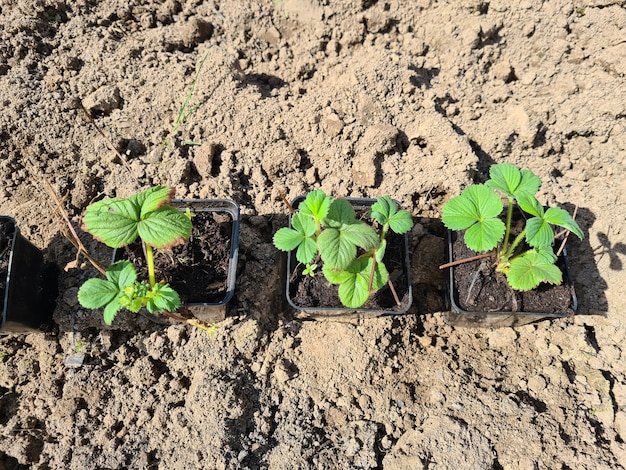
[42, 178, 106, 275]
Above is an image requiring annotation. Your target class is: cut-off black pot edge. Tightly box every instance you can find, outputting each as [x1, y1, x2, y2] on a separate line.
[443, 228, 577, 328]
[285, 197, 413, 321]
[112, 199, 240, 324]
[1, 216, 57, 333]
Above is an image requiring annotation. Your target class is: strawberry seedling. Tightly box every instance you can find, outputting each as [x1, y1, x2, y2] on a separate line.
[274, 190, 413, 308]
[442, 163, 583, 291]
[77, 186, 192, 324]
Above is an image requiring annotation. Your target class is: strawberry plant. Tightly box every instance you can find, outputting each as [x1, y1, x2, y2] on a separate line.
[442, 163, 583, 291]
[77, 186, 192, 325]
[274, 190, 413, 308]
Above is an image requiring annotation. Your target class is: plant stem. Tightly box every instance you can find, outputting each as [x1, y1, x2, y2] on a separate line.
[504, 228, 526, 259]
[501, 197, 514, 255]
[368, 255, 377, 292]
[380, 223, 389, 242]
[145, 244, 156, 288]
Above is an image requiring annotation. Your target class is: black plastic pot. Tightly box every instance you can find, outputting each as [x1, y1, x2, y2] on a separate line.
[444, 228, 577, 328]
[284, 197, 413, 320]
[113, 199, 240, 323]
[1, 216, 56, 333]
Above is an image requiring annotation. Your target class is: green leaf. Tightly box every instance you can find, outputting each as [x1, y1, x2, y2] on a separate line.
[292, 211, 316, 237]
[517, 169, 542, 195]
[300, 190, 331, 222]
[442, 194, 481, 231]
[486, 164, 542, 201]
[82, 200, 141, 248]
[486, 163, 522, 198]
[535, 245, 558, 263]
[322, 265, 354, 284]
[296, 238, 317, 264]
[323, 257, 389, 308]
[105, 260, 137, 289]
[371, 195, 413, 234]
[543, 207, 584, 240]
[443, 185, 502, 229]
[526, 207, 584, 248]
[507, 250, 562, 291]
[103, 301, 122, 325]
[82, 186, 191, 249]
[337, 274, 370, 308]
[388, 210, 413, 235]
[341, 223, 380, 250]
[78, 261, 141, 324]
[370, 196, 396, 225]
[303, 263, 317, 277]
[324, 198, 357, 228]
[525, 216, 555, 248]
[78, 278, 120, 309]
[364, 257, 389, 291]
[273, 212, 318, 264]
[135, 186, 175, 217]
[318, 227, 356, 270]
[442, 185, 505, 252]
[375, 239, 387, 262]
[516, 192, 544, 217]
[146, 283, 181, 313]
[138, 207, 192, 248]
[273, 227, 305, 251]
[464, 218, 506, 252]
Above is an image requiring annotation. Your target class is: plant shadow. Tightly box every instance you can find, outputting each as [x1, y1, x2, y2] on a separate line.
[560, 205, 608, 316]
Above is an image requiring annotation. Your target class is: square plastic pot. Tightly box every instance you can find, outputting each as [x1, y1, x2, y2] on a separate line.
[443, 228, 577, 328]
[113, 199, 240, 323]
[284, 197, 413, 320]
[1, 216, 56, 333]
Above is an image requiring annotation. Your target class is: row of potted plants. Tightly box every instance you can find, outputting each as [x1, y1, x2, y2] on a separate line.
[0, 163, 583, 333]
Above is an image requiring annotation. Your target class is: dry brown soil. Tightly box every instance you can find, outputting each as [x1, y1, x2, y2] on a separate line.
[1, 0, 626, 468]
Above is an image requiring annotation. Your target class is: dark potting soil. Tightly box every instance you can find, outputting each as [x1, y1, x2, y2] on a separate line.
[452, 232, 574, 314]
[121, 211, 232, 304]
[290, 230, 411, 311]
[0, 220, 14, 304]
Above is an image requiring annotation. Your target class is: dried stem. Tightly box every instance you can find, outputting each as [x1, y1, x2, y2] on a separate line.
[439, 252, 492, 270]
[43, 179, 106, 275]
[555, 205, 578, 257]
[387, 279, 401, 306]
[165, 308, 216, 333]
[279, 191, 295, 214]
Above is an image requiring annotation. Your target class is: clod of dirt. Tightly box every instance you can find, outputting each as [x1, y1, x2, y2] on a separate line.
[180, 17, 213, 47]
[353, 124, 400, 187]
[82, 86, 121, 114]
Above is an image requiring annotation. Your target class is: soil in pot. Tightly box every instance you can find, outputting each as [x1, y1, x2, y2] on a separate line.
[451, 231, 575, 314]
[120, 211, 233, 304]
[289, 229, 411, 312]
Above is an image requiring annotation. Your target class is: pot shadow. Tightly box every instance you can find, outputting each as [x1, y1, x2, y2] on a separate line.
[562, 205, 609, 316]
[233, 213, 291, 331]
[407, 217, 448, 316]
